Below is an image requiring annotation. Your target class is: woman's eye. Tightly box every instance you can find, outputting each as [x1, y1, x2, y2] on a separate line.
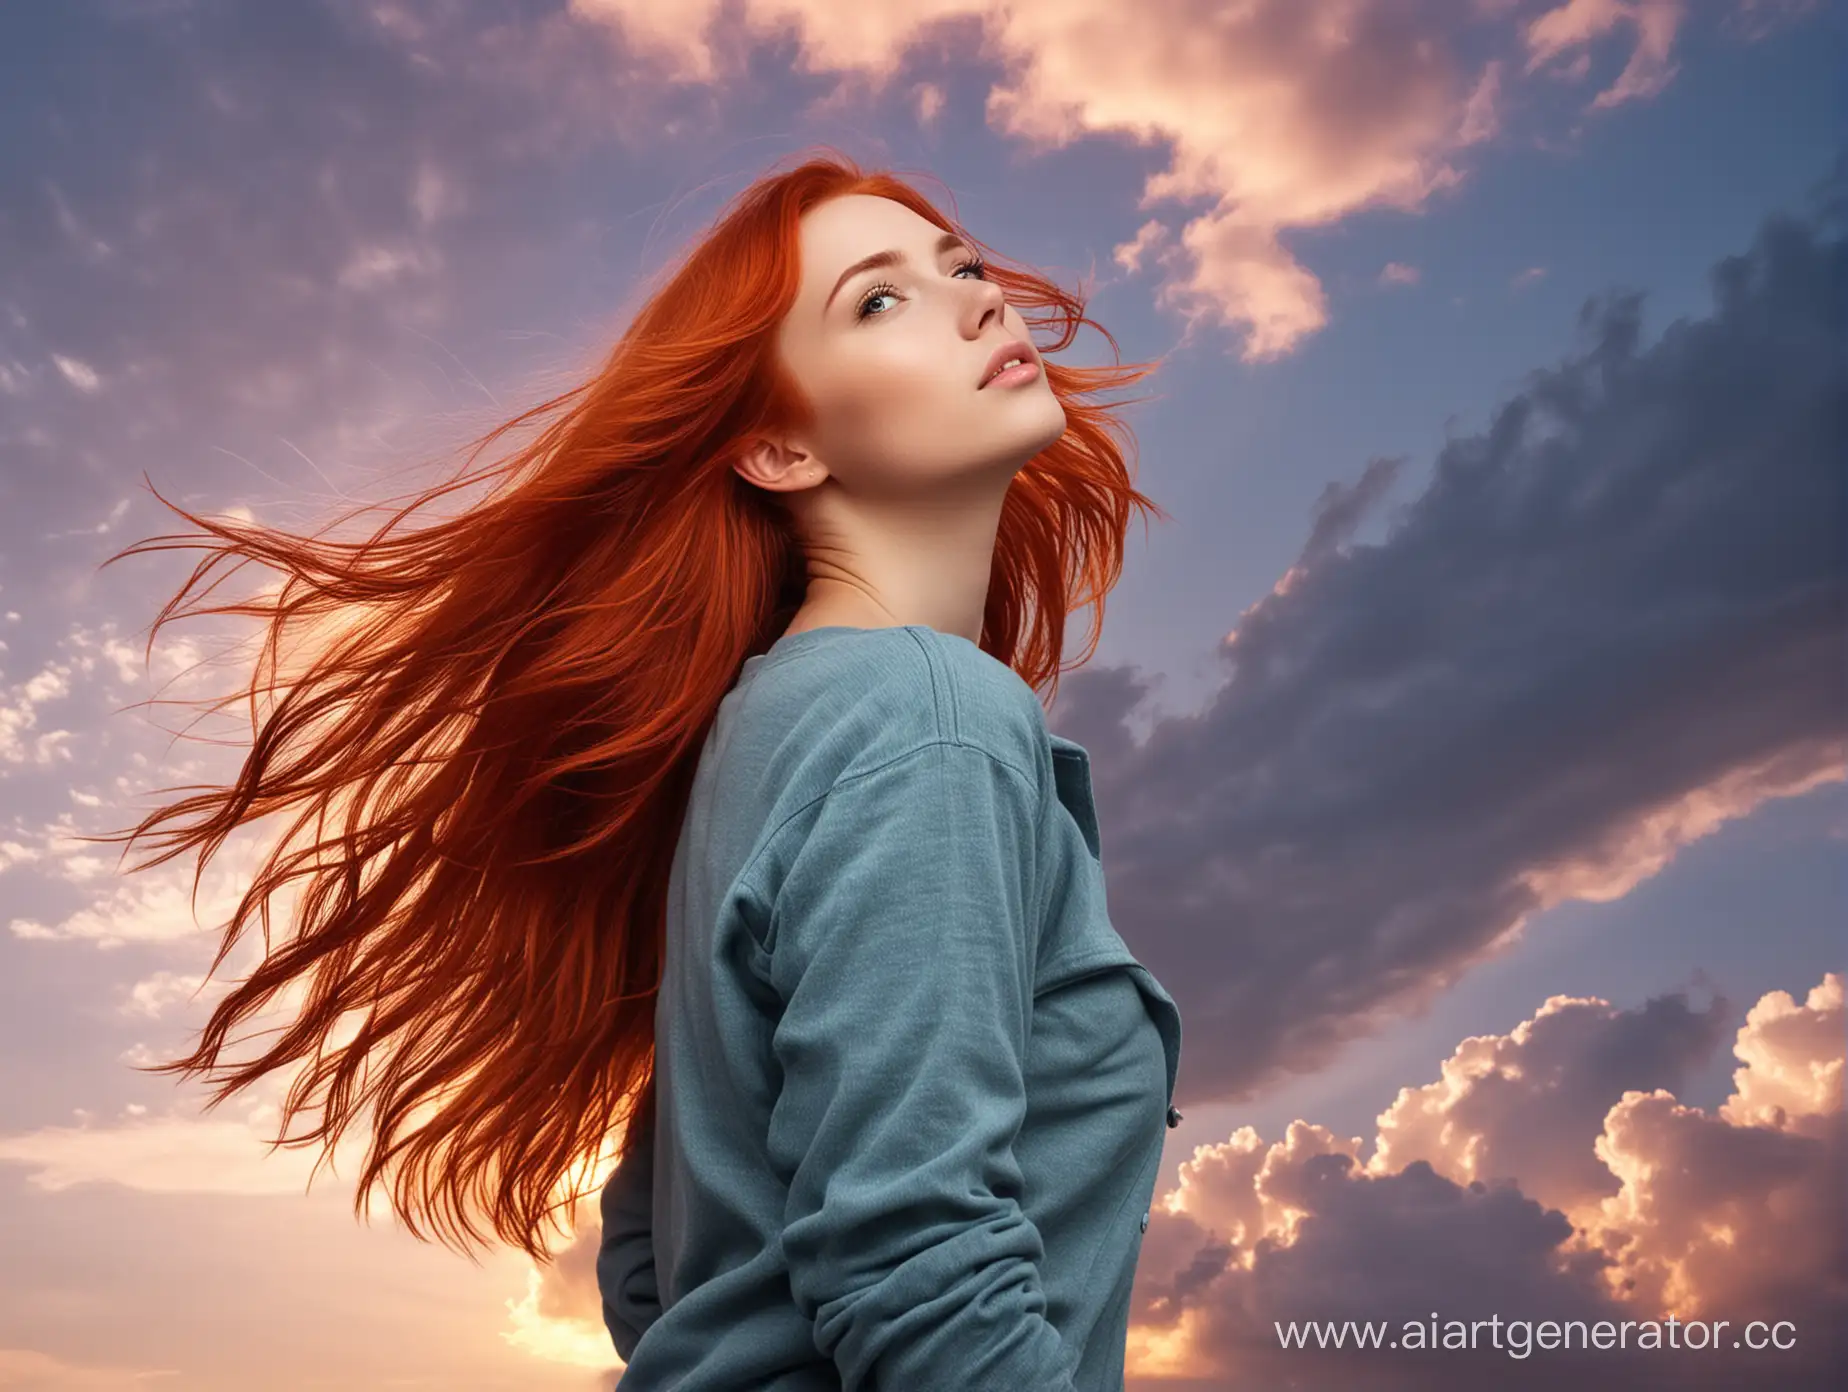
[856, 286, 899, 319]
[854, 258, 987, 320]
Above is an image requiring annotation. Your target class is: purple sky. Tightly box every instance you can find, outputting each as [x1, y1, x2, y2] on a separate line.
[0, 2, 1842, 1388]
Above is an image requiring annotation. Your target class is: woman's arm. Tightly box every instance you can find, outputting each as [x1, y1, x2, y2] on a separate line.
[596, 1077, 661, 1364]
[763, 737, 1077, 1391]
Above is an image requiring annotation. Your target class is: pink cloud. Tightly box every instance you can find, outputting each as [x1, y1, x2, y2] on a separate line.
[549, 0, 1752, 360]
[1523, 0, 1687, 110]
[1118, 974, 1843, 1383]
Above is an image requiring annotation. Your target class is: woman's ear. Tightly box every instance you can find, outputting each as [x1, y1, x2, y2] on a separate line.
[734, 435, 823, 493]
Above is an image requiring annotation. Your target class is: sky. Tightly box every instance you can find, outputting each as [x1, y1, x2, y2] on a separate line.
[0, 1, 1843, 1389]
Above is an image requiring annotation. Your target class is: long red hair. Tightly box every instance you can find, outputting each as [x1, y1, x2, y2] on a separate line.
[85, 148, 1167, 1263]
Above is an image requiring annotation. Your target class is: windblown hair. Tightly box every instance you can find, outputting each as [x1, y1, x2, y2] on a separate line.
[86, 148, 1167, 1262]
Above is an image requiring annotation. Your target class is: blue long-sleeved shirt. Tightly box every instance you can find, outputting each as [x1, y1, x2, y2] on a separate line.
[597, 623, 1183, 1390]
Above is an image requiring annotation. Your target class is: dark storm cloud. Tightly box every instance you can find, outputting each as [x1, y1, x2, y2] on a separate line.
[1053, 167, 1847, 1106]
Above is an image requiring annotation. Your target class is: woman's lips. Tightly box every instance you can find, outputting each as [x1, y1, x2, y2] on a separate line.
[978, 338, 1037, 388]
[981, 360, 1040, 389]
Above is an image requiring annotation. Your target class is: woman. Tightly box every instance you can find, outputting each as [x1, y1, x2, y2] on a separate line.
[94, 149, 1183, 1390]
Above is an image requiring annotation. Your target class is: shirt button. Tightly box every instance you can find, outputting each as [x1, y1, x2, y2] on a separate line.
[1166, 1105, 1183, 1128]
[1139, 1211, 1150, 1232]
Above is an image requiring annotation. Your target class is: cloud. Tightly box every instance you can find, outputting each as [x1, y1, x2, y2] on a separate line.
[1367, 988, 1731, 1216]
[1720, 974, 1843, 1130]
[0, 1094, 365, 1199]
[1581, 974, 1845, 1319]
[0, 7, 522, 594]
[1046, 180, 1846, 1106]
[550, 0, 1778, 360]
[0, 618, 219, 780]
[0, 657, 76, 771]
[1522, 0, 1687, 110]
[117, 967, 228, 1022]
[50, 354, 104, 394]
[1721, 0, 1825, 42]
[8, 818, 284, 948]
[494, 1125, 649, 1374]
[1, 615, 315, 948]
[502, 1225, 633, 1372]
[1123, 974, 1845, 1388]
[0, 1347, 179, 1391]
[2, 0, 1818, 625]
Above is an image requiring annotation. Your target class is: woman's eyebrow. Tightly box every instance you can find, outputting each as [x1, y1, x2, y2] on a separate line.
[823, 231, 973, 314]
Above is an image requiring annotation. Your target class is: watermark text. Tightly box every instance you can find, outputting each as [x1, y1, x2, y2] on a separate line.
[1274, 1313, 1799, 1360]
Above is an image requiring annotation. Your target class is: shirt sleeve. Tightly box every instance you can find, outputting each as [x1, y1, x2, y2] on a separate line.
[763, 737, 1077, 1392]
[595, 1080, 662, 1364]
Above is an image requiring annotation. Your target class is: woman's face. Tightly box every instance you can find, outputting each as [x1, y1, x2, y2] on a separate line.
[759, 194, 1067, 500]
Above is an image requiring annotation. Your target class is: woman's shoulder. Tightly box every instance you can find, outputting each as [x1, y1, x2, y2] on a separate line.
[725, 627, 1054, 915]
[745, 624, 1048, 787]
